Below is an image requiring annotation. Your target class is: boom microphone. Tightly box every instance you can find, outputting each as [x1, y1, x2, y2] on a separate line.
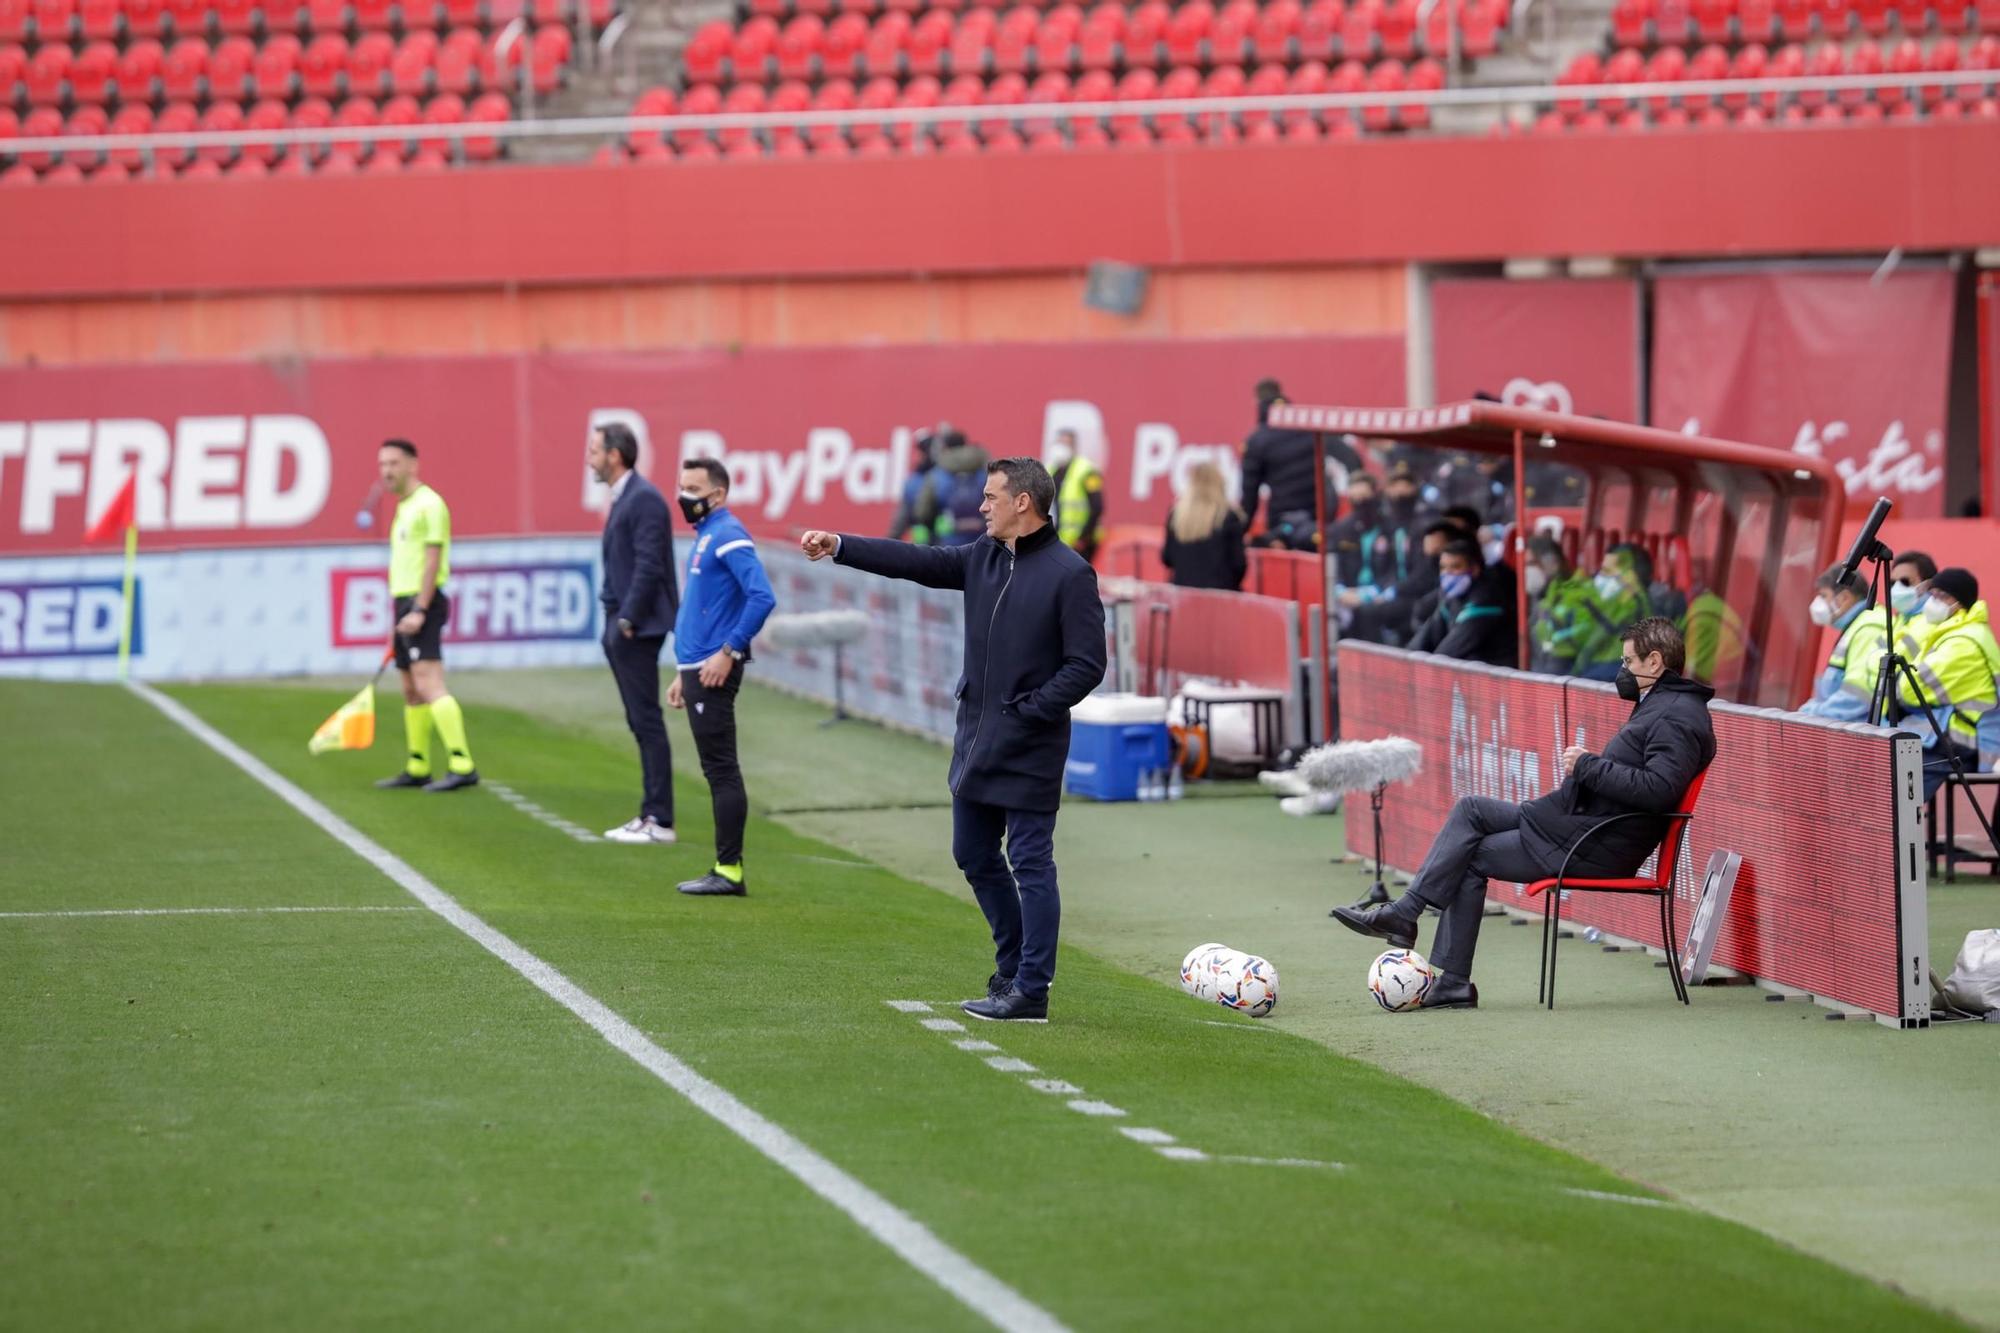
[1837, 495, 1894, 584]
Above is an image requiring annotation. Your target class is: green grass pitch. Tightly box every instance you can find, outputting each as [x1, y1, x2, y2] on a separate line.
[0, 678, 1972, 1332]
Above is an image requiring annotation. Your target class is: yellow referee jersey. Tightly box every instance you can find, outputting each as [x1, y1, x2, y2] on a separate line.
[389, 484, 451, 597]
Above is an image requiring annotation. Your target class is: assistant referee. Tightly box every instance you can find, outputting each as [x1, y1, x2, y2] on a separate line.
[373, 438, 479, 793]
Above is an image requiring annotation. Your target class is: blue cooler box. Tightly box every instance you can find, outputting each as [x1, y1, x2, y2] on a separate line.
[1065, 694, 1171, 802]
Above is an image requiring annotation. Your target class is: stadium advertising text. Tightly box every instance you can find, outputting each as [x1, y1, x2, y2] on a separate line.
[0, 579, 137, 659]
[330, 563, 597, 648]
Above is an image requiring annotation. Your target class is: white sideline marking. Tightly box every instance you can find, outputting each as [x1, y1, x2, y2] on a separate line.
[0, 905, 422, 920]
[1119, 1128, 1176, 1145]
[1066, 1100, 1127, 1118]
[884, 1000, 935, 1013]
[486, 781, 602, 844]
[1218, 1156, 1346, 1171]
[1027, 1079, 1082, 1095]
[984, 1057, 1037, 1074]
[131, 683, 1071, 1333]
[1155, 1147, 1209, 1162]
[1199, 1020, 1275, 1032]
[954, 1040, 1001, 1053]
[1565, 1188, 1675, 1209]
[921, 1018, 967, 1032]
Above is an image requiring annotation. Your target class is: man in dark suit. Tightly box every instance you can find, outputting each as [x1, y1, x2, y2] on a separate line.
[1334, 617, 1715, 1009]
[589, 423, 680, 845]
[800, 458, 1107, 1023]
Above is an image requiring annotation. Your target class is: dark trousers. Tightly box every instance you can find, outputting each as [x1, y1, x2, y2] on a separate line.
[1922, 741, 1978, 801]
[952, 797, 1061, 999]
[605, 629, 672, 825]
[683, 661, 746, 866]
[1400, 795, 1550, 979]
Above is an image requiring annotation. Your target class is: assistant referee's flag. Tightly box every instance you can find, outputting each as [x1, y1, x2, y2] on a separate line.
[308, 652, 394, 755]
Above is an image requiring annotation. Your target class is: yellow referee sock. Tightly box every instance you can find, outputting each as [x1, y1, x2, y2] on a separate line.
[430, 695, 475, 775]
[402, 702, 433, 778]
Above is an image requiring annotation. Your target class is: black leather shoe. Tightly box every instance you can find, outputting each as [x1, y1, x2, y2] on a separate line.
[1330, 902, 1419, 951]
[423, 770, 479, 792]
[375, 772, 428, 789]
[1422, 976, 1479, 1010]
[972, 972, 1013, 1002]
[678, 871, 746, 897]
[960, 988, 1049, 1022]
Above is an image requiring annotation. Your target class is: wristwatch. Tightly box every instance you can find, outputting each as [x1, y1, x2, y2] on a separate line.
[725, 646, 746, 662]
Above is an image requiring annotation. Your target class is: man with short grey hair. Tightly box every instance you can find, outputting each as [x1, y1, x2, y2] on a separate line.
[801, 457, 1107, 1022]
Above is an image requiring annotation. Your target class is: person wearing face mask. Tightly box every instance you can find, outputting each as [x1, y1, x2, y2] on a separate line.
[1576, 546, 1654, 681]
[1335, 617, 1715, 1008]
[1525, 534, 1601, 676]
[667, 457, 778, 897]
[801, 458, 1107, 1023]
[1889, 550, 1938, 661]
[1895, 567, 2000, 800]
[1346, 517, 1463, 646]
[888, 425, 944, 544]
[1409, 539, 1518, 667]
[1328, 471, 1411, 599]
[1047, 428, 1105, 564]
[1796, 565, 1887, 722]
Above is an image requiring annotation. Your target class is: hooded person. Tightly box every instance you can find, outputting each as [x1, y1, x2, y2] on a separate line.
[914, 430, 993, 547]
[889, 425, 944, 543]
[1334, 616, 1716, 1009]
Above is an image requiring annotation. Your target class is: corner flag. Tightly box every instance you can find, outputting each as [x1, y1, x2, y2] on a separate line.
[83, 477, 140, 680]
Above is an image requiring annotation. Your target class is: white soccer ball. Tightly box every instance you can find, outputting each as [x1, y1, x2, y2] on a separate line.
[1368, 948, 1438, 1012]
[1211, 952, 1280, 1018]
[1180, 943, 1230, 1001]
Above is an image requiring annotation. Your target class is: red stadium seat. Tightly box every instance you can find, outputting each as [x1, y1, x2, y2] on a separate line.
[418, 90, 461, 153]
[91, 155, 136, 180]
[680, 21, 729, 84]
[1878, 36, 1920, 105]
[391, 31, 436, 95]
[350, 0, 391, 29]
[1653, 0, 1692, 41]
[213, 0, 256, 34]
[1610, 0, 1649, 45]
[292, 91, 330, 130]
[989, 5, 1033, 74]
[1402, 53, 1442, 126]
[439, 0, 482, 26]
[147, 98, 194, 162]
[1124, 0, 1169, 61]
[716, 79, 763, 148]
[301, 32, 347, 97]
[625, 83, 671, 152]
[304, 0, 347, 32]
[1773, 0, 1813, 36]
[776, 13, 824, 80]
[226, 150, 269, 174]
[377, 89, 419, 156]
[197, 99, 242, 161]
[1110, 65, 1155, 131]
[1850, 97, 1884, 119]
[1340, 0, 1379, 59]
[1918, 36, 1957, 105]
[820, 11, 866, 74]
[1162, 0, 1210, 65]
[245, 96, 286, 161]
[944, 8, 990, 74]
[25, 43, 69, 105]
[1067, 66, 1111, 132]
[1641, 43, 1685, 111]
[17, 104, 60, 167]
[41, 159, 86, 181]
[104, 98, 150, 164]
[1462, 0, 1501, 54]
[347, 29, 391, 94]
[1377, 0, 1416, 58]
[982, 124, 1021, 151]
[0, 0, 26, 42]
[434, 27, 486, 94]
[528, 22, 567, 92]
[1734, 0, 1776, 36]
[1252, 0, 1297, 61]
[0, 42, 23, 101]
[256, 32, 303, 99]
[1852, 0, 1891, 34]
[160, 0, 204, 35]
[461, 86, 504, 156]
[60, 103, 106, 165]
[861, 10, 910, 76]
[327, 92, 374, 158]
[78, 0, 115, 38]
[31, 0, 76, 40]
[211, 34, 257, 99]
[1210, 0, 1254, 63]
[1817, 0, 1854, 34]
[1843, 37, 1881, 103]
[1295, 0, 1336, 58]
[1362, 56, 1403, 129]
[1684, 42, 1728, 104]
[69, 39, 116, 102]
[908, 7, 952, 74]
[1692, 0, 1732, 40]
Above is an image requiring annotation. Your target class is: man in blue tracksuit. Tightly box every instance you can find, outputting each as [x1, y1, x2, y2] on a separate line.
[801, 457, 1107, 1022]
[669, 457, 778, 898]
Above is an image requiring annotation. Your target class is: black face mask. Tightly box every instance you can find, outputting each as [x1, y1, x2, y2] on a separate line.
[1388, 495, 1417, 516]
[1349, 498, 1379, 523]
[1615, 666, 1662, 702]
[678, 492, 713, 525]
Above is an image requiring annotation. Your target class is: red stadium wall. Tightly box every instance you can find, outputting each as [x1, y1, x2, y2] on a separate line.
[0, 264, 1406, 367]
[0, 336, 1404, 553]
[1339, 641, 1918, 1021]
[1, 126, 1997, 300]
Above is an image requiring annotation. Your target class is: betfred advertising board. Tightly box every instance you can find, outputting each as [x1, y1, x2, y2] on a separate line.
[0, 537, 602, 681]
[0, 336, 1403, 555]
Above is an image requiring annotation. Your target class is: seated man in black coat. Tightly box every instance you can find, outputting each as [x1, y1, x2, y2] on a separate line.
[1408, 538, 1517, 668]
[1335, 617, 1715, 1009]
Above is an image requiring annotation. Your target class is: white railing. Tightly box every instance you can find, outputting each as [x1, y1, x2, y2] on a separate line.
[2, 69, 1993, 160]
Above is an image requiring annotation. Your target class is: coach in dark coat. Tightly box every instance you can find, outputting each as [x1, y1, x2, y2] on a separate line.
[590, 423, 681, 842]
[1335, 616, 1715, 1009]
[802, 457, 1107, 1023]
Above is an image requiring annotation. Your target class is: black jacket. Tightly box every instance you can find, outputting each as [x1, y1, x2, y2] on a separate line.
[1409, 565, 1517, 667]
[600, 472, 679, 639]
[1519, 672, 1717, 875]
[836, 524, 1107, 812]
[1240, 426, 1362, 530]
[1329, 502, 1413, 591]
[1161, 511, 1247, 591]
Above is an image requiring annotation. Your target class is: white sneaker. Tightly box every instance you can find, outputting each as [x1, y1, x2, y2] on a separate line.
[605, 817, 677, 844]
[1259, 769, 1313, 798]
[1279, 790, 1344, 818]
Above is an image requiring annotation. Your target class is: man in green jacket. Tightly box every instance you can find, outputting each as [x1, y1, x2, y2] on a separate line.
[1524, 534, 1602, 676]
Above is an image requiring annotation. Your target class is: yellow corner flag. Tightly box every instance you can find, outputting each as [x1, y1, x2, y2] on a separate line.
[308, 683, 377, 755]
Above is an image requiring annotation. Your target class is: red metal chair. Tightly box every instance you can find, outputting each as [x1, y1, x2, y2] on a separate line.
[1528, 765, 1711, 1010]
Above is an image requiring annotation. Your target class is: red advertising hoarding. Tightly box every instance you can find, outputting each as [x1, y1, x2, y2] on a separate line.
[1340, 642, 1919, 1022]
[1430, 277, 1642, 424]
[0, 337, 1402, 555]
[1650, 268, 1956, 519]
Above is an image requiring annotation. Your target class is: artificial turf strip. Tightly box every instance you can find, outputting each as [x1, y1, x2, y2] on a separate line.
[1, 680, 1971, 1332]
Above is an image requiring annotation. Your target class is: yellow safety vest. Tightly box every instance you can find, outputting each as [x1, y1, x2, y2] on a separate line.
[1900, 600, 2000, 749]
[1056, 457, 1102, 549]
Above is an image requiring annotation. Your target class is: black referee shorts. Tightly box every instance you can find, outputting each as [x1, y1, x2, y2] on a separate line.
[392, 590, 451, 669]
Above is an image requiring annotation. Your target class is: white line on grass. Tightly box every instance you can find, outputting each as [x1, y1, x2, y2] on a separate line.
[1564, 1188, 1676, 1209]
[486, 781, 603, 844]
[885, 1000, 935, 1013]
[131, 683, 1071, 1333]
[0, 905, 422, 920]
